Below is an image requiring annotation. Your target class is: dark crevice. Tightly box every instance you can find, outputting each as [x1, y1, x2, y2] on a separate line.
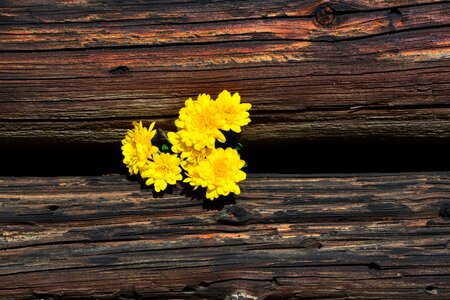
[47, 205, 59, 211]
[438, 205, 450, 219]
[0, 39, 291, 53]
[1, 142, 450, 176]
[0, 39, 303, 53]
[109, 66, 130, 74]
[182, 286, 196, 292]
[425, 285, 439, 295]
[389, 8, 403, 16]
[368, 262, 381, 270]
[271, 276, 279, 287]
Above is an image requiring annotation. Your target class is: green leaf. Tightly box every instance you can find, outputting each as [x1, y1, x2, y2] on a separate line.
[161, 144, 169, 152]
[234, 142, 243, 151]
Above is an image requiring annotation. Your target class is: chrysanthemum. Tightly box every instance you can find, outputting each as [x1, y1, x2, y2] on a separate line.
[215, 90, 251, 133]
[184, 147, 246, 200]
[141, 153, 183, 192]
[167, 131, 212, 169]
[121, 121, 158, 175]
[175, 93, 226, 150]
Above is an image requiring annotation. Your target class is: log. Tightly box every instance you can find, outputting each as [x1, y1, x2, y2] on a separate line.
[1, 0, 447, 26]
[1, 173, 450, 299]
[1, 1, 449, 50]
[1, 0, 449, 146]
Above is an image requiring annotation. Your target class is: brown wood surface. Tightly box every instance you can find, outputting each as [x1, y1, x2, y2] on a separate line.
[1, 0, 449, 146]
[1, 173, 450, 299]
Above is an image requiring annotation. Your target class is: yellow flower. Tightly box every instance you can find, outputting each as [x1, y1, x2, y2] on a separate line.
[215, 90, 251, 133]
[175, 93, 226, 150]
[167, 131, 212, 169]
[121, 121, 158, 175]
[141, 153, 183, 192]
[184, 147, 246, 200]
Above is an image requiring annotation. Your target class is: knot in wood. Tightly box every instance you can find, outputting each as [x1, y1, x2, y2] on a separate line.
[109, 66, 130, 74]
[425, 285, 438, 295]
[217, 205, 252, 225]
[299, 237, 322, 249]
[315, 6, 335, 27]
[439, 205, 450, 219]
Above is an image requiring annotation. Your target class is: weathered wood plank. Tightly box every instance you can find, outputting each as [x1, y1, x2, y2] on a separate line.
[1, 31, 449, 145]
[1, 173, 449, 299]
[0, 1, 449, 146]
[0, 2, 449, 50]
[0, 0, 446, 25]
[2, 108, 450, 146]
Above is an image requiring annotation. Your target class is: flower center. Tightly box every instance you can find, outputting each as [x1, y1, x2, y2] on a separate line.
[212, 160, 227, 179]
[198, 114, 216, 131]
[156, 156, 173, 175]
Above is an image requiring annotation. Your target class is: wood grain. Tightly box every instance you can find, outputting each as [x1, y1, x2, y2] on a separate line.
[1, 173, 449, 299]
[0, 0, 449, 146]
[2, 108, 450, 147]
[1, 2, 449, 50]
[1, 1, 447, 25]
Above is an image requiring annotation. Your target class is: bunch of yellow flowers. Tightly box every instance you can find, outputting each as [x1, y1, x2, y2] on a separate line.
[121, 90, 251, 200]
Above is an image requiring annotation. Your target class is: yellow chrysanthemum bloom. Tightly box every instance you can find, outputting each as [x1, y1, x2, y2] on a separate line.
[175, 93, 226, 150]
[167, 131, 212, 169]
[141, 153, 183, 192]
[121, 121, 158, 175]
[215, 90, 251, 133]
[184, 147, 246, 200]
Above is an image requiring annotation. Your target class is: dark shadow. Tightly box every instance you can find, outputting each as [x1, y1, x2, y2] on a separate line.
[179, 182, 207, 201]
[125, 174, 141, 183]
[217, 131, 242, 149]
[137, 176, 174, 198]
[240, 141, 450, 174]
[179, 182, 236, 210]
[151, 185, 174, 198]
[202, 194, 236, 211]
[125, 173, 174, 198]
[1, 141, 450, 176]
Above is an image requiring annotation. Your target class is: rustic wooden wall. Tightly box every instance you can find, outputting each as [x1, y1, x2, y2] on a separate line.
[1, 173, 450, 299]
[1, 0, 449, 146]
[1, 1, 450, 299]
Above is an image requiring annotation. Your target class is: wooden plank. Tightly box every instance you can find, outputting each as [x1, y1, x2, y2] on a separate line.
[0, 0, 446, 25]
[1, 173, 450, 299]
[0, 2, 449, 50]
[2, 108, 450, 146]
[1, 32, 449, 145]
[0, 1, 449, 146]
